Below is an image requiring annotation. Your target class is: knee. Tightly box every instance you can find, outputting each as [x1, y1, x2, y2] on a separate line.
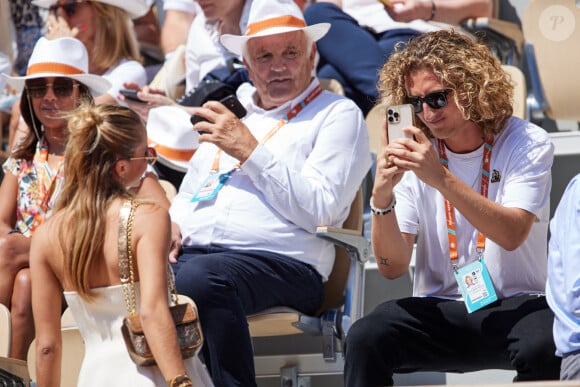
[346, 309, 399, 357]
[511, 332, 559, 371]
[0, 237, 15, 269]
[174, 256, 232, 308]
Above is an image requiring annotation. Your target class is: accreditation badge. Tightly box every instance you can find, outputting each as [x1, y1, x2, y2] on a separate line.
[191, 171, 232, 202]
[454, 258, 498, 313]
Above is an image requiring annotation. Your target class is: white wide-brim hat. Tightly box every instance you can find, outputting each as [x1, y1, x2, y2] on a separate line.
[220, 0, 330, 56]
[32, 0, 151, 19]
[147, 106, 199, 172]
[2, 37, 111, 96]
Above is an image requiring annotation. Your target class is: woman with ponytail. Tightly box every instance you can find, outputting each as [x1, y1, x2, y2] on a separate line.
[30, 103, 213, 387]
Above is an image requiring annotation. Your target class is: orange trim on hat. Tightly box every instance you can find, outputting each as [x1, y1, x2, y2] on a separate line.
[27, 62, 85, 76]
[246, 15, 306, 37]
[150, 142, 196, 162]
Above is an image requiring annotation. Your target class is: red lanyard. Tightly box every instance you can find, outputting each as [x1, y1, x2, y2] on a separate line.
[437, 137, 493, 268]
[210, 84, 323, 172]
[31, 139, 63, 232]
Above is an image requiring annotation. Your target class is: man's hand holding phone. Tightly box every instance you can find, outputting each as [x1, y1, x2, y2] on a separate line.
[190, 95, 258, 164]
[190, 94, 247, 133]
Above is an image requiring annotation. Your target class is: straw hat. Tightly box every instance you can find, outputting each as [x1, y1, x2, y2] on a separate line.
[2, 37, 111, 96]
[32, 0, 152, 20]
[220, 0, 330, 56]
[147, 106, 199, 172]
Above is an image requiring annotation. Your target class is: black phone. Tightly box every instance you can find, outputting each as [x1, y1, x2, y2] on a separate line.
[190, 94, 247, 128]
[119, 89, 145, 103]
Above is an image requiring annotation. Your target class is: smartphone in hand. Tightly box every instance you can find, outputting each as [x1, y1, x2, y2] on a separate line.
[119, 89, 146, 103]
[386, 104, 414, 143]
[190, 94, 247, 128]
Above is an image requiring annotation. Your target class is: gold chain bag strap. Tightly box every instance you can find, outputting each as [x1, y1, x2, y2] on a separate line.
[118, 199, 203, 367]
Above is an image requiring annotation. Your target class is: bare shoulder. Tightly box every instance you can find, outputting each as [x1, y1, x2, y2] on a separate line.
[30, 212, 64, 262]
[133, 201, 171, 234]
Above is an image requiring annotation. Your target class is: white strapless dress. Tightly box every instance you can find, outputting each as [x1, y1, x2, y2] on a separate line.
[64, 285, 214, 386]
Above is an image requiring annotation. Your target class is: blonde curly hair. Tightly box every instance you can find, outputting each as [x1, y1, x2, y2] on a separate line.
[378, 29, 514, 139]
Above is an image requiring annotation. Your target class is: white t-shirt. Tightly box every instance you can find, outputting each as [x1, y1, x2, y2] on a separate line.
[395, 116, 553, 299]
[170, 80, 372, 280]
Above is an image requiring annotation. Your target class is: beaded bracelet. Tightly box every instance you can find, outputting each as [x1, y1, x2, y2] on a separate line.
[370, 195, 396, 215]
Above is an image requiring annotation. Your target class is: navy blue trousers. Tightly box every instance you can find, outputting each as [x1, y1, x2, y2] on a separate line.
[304, 2, 420, 115]
[173, 246, 324, 387]
[344, 295, 561, 386]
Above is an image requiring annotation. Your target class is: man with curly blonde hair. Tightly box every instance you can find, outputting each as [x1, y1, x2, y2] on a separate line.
[344, 30, 560, 386]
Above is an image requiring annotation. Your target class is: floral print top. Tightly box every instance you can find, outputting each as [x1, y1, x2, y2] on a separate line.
[2, 140, 64, 237]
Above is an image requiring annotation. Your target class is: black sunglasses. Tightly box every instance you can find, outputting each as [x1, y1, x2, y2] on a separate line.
[49, 0, 88, 17]
[405, 89, 452, 113]
[25, 77, 78, 99]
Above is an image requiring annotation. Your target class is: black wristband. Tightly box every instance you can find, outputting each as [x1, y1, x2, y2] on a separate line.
[428, 0, 436, 21]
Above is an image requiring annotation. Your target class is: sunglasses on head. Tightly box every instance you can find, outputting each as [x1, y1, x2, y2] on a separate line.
[129, 147, 158, 166]
[49, 0, 87, 17]
[405, 89, 452, 113]
[25, 77, 78, 99]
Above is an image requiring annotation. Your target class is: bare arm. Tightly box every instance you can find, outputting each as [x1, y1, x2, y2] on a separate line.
[134, 206, 188, 380]
[386, 127, 536, 251]
[30, 223, 63, 387]
[161, 9, 195, 56]
[385, 0, 493, 25]
[0, 172, 18, 233]
[370, 149, 415, 279]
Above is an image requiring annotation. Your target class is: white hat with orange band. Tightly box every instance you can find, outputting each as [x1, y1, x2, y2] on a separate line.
[2, 37, 111, 96]
[220, 0, 330, 56]
[32, 0, 151, 20]
[146, 105, 199, 172]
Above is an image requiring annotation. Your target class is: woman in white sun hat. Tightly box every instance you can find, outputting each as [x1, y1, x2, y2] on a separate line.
[33, 0, 151, 105]
[0, 36, 111, 361]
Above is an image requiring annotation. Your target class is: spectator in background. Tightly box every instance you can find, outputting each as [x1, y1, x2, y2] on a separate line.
[9, 1, 45, 76]
[304, 0, 493, 115]
[547, 174, 580, 380]
[0, 37, 111, 360]
[122, 0, 252, 189]
[160, 0, 199, 58]
[33, 0, 151, 105]
[6, 0, 151, 153]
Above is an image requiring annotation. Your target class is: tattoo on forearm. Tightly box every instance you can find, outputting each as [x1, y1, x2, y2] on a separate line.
[379, 257, 389, 265]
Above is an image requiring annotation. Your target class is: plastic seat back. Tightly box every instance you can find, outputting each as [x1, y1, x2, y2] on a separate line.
[522, 0, 580, 121]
